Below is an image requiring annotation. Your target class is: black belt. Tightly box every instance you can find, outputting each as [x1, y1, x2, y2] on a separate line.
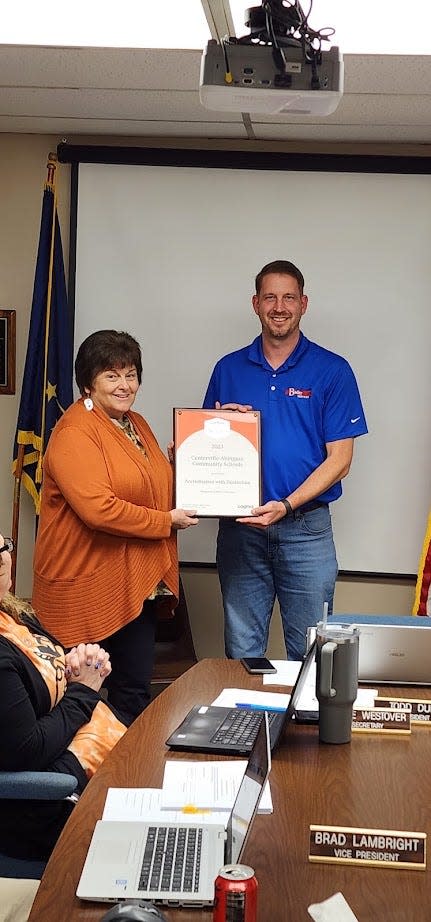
[296, 500, 327, 515]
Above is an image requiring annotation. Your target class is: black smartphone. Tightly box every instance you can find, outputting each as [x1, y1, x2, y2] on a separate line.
[240, 657, 277, 674]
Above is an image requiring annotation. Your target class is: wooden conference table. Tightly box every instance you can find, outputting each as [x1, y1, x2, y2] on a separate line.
[29, 659, 431, 922]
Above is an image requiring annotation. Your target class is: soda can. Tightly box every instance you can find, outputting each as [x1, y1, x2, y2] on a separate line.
[213, 864, 258, 921]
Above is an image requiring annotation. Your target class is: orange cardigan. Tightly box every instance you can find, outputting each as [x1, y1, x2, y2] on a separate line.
[32, 400, 178, 646]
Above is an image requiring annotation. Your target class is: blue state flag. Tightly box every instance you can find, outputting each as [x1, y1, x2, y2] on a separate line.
[12, 164, 73, 514]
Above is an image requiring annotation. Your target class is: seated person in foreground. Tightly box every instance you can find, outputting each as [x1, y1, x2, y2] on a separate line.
[0, 535, 127, 862]
[0, 878, 40, 922]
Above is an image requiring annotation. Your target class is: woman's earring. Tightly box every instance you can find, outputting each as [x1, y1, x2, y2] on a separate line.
[84, 397, 94, 411]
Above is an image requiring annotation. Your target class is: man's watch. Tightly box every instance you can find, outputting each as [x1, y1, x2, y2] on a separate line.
[281, 498, 293, 517]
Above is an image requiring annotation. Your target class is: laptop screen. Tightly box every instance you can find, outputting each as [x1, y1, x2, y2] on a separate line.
[286, 638, 317, 719]
[226, 711, 271, 864]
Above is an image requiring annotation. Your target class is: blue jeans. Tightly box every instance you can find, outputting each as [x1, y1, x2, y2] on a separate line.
[216, 505, 338, 660]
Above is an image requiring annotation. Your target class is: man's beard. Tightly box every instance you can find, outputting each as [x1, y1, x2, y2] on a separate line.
[265, 317, 297, 339]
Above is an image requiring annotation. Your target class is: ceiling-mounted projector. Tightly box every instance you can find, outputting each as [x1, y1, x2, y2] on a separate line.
[199, 0, 343, 116]
[200, 40, 343, 116]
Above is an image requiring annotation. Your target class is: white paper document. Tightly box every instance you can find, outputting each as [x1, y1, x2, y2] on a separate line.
[102, 787, 228, 825]
[263, 662, 376, 711]
[297, 684, 376, 712]
[161, 760, 273, 814]
[308, 891, 359, 922]
[263, 660, 303, 686]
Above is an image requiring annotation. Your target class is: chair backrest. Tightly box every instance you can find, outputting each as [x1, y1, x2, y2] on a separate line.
[152, 578, 197, 687]
[0, 771, 78, 800]
[0, 771, 78, 879]
[0, 852, 46, 880]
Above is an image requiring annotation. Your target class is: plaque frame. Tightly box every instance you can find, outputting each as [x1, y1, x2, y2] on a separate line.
[173, 407, 261, 518]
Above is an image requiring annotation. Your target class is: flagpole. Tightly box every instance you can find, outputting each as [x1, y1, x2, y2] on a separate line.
[11, 445, 25, 592]
[37, 154, 58, 489]
[10, 153, 60, 594]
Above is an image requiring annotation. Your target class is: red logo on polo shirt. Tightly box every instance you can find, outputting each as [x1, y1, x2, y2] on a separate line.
[285, 387, 312, 398]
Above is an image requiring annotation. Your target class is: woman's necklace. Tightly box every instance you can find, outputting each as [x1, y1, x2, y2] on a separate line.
[114, 416, 148, 457]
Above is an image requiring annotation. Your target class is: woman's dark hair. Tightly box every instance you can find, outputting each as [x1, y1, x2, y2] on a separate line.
[75, 330, 143, 394]
[255, 260, 305, 295]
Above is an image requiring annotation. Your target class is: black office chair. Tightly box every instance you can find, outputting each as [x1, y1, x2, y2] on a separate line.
[151, 578, 197, 692]
[0, 770, 78, 878]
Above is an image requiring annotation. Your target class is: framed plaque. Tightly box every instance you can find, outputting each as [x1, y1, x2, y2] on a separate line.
[174, 408, 261, 517]
[0, 309, 16, 395]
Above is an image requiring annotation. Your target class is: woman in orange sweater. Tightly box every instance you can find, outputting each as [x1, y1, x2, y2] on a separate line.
[33, 330, 198, 725]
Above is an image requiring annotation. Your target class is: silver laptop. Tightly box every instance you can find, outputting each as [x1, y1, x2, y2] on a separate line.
[354, 621, 431, 685]
[77, 712, 271, 906]
[308, 620, 431, 685]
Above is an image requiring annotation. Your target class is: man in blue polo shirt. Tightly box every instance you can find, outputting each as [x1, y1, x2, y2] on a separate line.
[203, 259, 367, 661]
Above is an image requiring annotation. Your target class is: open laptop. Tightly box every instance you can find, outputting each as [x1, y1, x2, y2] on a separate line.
[308, 619, 431, 685]
[353, 621, 431, 685]
[77, 712, 270, 906]
[165, 640, 317, 755]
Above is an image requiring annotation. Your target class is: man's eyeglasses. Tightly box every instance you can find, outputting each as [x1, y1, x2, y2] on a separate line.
[0, 538, 14, 554]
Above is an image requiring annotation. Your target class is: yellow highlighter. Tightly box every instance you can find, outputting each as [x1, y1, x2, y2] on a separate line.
[181, 804, 212, 815]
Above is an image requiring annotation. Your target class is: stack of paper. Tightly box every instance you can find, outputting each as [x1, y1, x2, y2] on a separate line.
[102, 756, 273, 827]
[102, 787, 228, 825]
[161, 760, 272, 814]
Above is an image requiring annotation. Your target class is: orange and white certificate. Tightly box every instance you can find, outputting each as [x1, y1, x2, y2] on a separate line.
[173, 408, 261, 517]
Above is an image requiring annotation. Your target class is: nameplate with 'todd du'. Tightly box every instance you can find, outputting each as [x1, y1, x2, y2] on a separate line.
[375, 697, 431, 724]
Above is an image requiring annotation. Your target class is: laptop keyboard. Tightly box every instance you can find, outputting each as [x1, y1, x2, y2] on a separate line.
[138, 825, 203, 894]
[211, 708, 278, 747]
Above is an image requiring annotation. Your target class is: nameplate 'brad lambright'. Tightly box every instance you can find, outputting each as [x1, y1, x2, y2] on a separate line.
[375, 697, 431, 725]
[351, 706, 411, 734]
[309, 826, 426, 869]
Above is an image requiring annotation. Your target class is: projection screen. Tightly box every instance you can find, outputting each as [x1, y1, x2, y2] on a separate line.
[67, 148, 431, 575]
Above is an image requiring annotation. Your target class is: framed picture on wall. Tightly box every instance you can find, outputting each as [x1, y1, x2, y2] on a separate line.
[0, 309, 16, 395]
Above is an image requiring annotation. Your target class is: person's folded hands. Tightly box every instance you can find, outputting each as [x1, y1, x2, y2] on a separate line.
[65, 643, 112, 690]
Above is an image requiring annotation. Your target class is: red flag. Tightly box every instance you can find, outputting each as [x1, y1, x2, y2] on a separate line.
[413, 511, 431, 616]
